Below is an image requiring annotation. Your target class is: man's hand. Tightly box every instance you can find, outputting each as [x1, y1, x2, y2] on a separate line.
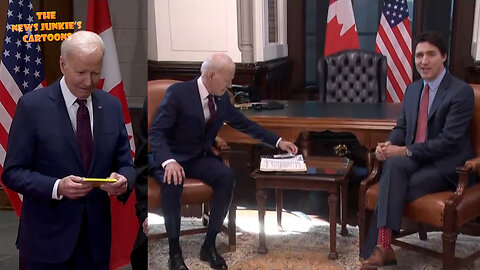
[164, 161, 185, 185]
[58, 175, 93, 199]
[278, 140, 299, 155]
[100, 172, 128, 196]
[382, 144, 407, 159]
[143, 217, 148, 235]
[214, 136, 229, 150]
[375, 141, 390, 161]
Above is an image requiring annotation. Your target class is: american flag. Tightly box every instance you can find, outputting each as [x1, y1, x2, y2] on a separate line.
[0, 0, 46, 215]
[375, 0, 412, 103]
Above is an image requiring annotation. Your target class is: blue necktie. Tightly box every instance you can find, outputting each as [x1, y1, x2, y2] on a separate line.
[76, 99, 93, 171]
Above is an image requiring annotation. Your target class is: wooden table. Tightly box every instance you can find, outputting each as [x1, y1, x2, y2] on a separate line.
[251, 156, 353, 260]
[219, 101, 401, 149]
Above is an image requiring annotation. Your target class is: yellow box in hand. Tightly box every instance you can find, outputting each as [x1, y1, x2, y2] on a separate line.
[82, 178, 117, 187]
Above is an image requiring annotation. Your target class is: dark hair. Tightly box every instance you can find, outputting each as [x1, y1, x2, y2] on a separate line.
[414, 32, 447, 57]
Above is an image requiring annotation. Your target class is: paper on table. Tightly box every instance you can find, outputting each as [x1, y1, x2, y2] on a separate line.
[260, 154, 307, 172]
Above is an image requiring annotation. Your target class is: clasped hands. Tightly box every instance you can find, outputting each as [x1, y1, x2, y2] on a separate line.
[375, 141, 406, 161]
[58, 172, 128, 199]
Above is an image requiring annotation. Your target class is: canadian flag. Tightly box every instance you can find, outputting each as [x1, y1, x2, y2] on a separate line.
[324, 0, 359, 56]
[86, 1, 139, 269]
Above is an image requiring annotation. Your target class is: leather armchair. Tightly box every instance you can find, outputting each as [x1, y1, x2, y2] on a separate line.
[358, 84, 480, 269]
[147, 79, 237, 251]
[318, 49, 387, 103]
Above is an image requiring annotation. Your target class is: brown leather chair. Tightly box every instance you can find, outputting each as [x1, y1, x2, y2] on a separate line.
[358, 84, 480, 269]
[147, 79, 236, 251]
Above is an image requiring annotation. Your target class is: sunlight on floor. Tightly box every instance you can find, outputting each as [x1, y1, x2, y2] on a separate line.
[234, 209, 330, 235]
[147, 209, 330, 236]
[148, 212, 164, 225]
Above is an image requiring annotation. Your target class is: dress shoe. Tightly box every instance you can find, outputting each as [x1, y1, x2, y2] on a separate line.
[361, 245, 396, 268]
[200, 245, 228, 269]
[168, 254, 189, 270]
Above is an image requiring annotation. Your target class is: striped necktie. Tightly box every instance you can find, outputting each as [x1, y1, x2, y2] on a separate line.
[205, 94, 217, 129]
[76, 99, 93, 171]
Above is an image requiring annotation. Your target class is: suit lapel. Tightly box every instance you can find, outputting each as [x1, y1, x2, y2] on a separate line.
[428, 74, 450, 121]
[409, 82, 423, 144]
[89, 91, 103, 175]
[189, 80, 206, 129]
[50, 83, 84, 168]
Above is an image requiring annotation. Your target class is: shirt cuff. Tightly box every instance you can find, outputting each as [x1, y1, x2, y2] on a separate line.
[162, 159, 176, 169]
[52, 179, 63, 200]
[276, 137, 282, 148]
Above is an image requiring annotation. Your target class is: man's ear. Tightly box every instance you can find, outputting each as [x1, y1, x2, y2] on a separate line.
[208, 71, 215, 80]
[59, 56, 66, 74]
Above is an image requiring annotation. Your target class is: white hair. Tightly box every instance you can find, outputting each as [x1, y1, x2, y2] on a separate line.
[61, 30, 104, 61]
[200, 53, 235, 76]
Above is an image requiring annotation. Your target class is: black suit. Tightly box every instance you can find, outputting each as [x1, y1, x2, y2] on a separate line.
[361, 72, 475, 258]
[130, 98, 148, 270]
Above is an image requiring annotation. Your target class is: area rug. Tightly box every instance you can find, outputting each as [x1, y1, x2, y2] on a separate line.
[148, 210, 480, 270]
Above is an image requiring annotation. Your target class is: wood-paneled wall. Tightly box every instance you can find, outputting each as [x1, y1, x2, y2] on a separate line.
[148, 57, 293, 100]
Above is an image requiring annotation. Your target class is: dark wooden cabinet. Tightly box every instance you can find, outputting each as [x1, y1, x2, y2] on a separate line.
[148, 57, 293, 100]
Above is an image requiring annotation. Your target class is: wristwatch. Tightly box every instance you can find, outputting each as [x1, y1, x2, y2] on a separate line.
[406, 147, 412, 158]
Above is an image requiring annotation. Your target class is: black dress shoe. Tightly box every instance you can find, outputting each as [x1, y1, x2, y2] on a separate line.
[168, 254, 189, 270]
[200, 245, 228, 269]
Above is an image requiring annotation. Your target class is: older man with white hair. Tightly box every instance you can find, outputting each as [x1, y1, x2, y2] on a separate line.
[149, 53, 298, 270]
[2, 30, 136, 270]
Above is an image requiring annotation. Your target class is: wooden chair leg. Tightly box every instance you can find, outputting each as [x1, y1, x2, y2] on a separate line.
[358, 205, 368, 255]
[418, 223, 427, 241]
[276, 188, 283, 229]
[442, 231, 457, 270]
[340, 178, 349, 236]
[227, 202, 237, 251]
[358, 207, 366, 253]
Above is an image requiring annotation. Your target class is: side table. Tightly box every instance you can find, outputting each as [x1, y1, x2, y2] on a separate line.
[251, 156, 353, 259]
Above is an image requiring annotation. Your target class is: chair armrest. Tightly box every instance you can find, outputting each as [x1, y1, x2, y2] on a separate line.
[210, 136, 232, 166]
[444, 163, 477, 213]
[358, 152, 382, 209]
[465, 157, 480, 173]
[360, 152, 381, 191]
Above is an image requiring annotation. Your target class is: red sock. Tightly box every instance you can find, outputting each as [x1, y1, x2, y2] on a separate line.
[377, 227, 392, 249]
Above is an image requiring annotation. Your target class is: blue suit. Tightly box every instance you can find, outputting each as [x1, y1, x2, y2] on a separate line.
[2, 81, 136, 268]
[361, 72, 475, 258]
[149, 78, 279, 239]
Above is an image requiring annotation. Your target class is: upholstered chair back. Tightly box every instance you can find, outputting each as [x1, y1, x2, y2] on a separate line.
[147, 79, 179, 133]
[318, 49, 387, 103]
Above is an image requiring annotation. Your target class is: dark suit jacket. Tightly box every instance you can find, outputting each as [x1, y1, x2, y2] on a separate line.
[149, 79, 279, 166]
[388, 72, 475, 184]
[2, 81, 136, 264]
[133, 97, 148, 249]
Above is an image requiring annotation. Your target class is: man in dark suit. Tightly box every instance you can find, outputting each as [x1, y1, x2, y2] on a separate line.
[149, 53, 298, 270]
[130, 97, 148, 270]
[2, 31, 136, 270]
[361, 32, 475, 269]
